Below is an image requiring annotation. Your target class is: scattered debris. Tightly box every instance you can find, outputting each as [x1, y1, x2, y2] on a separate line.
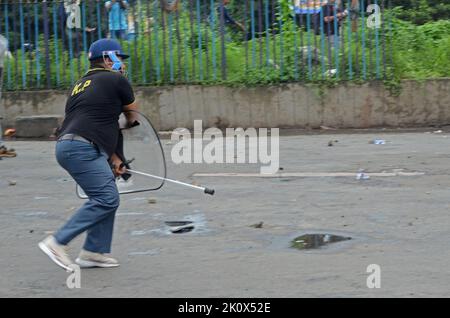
[320, 125, 336, 130]
[165, 221, 193, 227]
[170, 226, 194, 234]
[328, 140, 339, 147]
[250, 222, 264, 229]
[165, 221, 195, 234]
[324, 69, 337, 77]
[433, 130, 443, 134]
[369, 139, 386, 145]
[291, 234, 352, 250]
[356, 170, 370, 180]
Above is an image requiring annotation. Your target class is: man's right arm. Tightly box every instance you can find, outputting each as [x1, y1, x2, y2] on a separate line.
[123, 101, 139, 127]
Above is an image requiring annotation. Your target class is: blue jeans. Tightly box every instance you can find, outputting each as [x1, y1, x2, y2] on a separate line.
[54, 139, 119, 253]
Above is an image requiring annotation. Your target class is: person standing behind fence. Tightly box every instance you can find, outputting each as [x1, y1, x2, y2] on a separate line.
[320, 0, 348, 62]
[213, 0, 245, 43]
[105, 0, 129, 40]
[63, 1, 97, 58]
[218, 0, 245, 33]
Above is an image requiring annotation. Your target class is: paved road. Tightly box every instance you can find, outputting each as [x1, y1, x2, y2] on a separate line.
[1, 131, 450, 297]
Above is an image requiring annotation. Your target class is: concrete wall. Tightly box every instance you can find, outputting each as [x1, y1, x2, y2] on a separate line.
[1, 79, 449, 131]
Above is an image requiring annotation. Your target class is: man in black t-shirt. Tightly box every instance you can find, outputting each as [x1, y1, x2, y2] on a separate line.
[320, 0, 348, 68]
[321, 0, 348, 40]
[39, 38, 138, 271]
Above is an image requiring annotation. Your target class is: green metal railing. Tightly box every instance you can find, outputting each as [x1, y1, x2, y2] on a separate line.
[0, 0, 394, 90]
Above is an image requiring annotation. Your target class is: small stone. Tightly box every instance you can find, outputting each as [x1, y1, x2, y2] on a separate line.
[8, 180, 17, 186]
[250, 222, 263, 229]
[148, 198, 157, 204]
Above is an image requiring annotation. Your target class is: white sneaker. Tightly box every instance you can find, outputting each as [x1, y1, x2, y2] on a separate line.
[38, 236, 74, 272]
[75, 249, 120, 268]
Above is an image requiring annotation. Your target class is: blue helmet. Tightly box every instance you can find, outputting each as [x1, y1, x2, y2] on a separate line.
[88, 38, 129, 61]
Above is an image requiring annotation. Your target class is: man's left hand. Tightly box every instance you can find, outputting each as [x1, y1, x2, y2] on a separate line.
[110, 153, 126, 177]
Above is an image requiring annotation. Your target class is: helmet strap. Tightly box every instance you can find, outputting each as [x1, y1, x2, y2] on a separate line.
[102, 51, 125, 75]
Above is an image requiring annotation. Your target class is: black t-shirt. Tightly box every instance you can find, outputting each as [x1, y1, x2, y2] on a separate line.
[58, 68, 135, 158]
[321, 4, 343, 36]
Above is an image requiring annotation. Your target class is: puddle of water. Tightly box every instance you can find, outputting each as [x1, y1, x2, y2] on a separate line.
[130, 214, 209, 237]
[165, 214, 208, 235]
[291, 234, 352, 250]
